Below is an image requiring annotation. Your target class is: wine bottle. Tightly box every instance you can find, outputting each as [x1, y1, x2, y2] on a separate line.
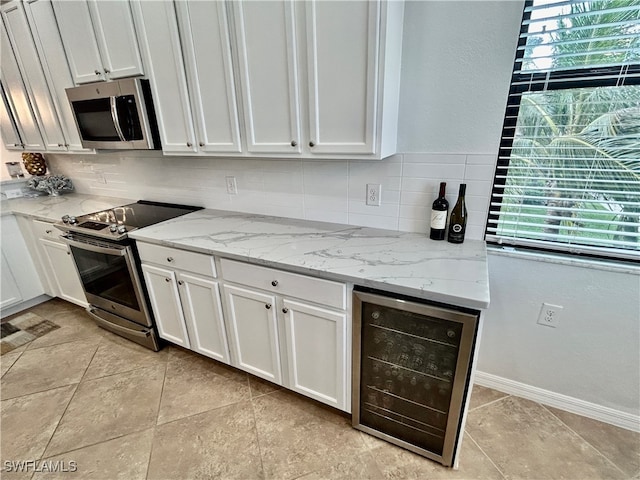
[447, 184, 467, 243]
[429, 182, 449, 240]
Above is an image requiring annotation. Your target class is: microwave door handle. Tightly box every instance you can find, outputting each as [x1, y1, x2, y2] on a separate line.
[110, 96, 126, 141]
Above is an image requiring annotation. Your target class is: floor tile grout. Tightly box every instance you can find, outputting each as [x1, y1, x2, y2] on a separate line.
[540, 403, 632, 478]
[465, 431, 508, 480]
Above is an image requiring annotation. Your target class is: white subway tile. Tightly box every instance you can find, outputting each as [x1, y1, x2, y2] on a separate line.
[402, 153, 466, 164]
[348, 198, 399, 217]
[348, 213, 399, 231]
[465, 154, 497, 165]
[304, 208, 349, 224]
[403, 163, 465, 179]
[304, 194, 348, 213]
[398, 216, 428, 234]
[464, 164, 495, 181]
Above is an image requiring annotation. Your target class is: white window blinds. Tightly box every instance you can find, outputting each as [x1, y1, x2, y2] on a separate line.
[486, 0, 640, 261]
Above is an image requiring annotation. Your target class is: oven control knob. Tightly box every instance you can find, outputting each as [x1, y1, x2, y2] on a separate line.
[109, 224, 118, 233]
[62, 215, 70, 224]
[117, 225, 127, 234]
[68, 216, 78, 225]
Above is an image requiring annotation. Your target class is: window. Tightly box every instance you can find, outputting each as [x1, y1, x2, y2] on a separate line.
[486, 0, 640, 261]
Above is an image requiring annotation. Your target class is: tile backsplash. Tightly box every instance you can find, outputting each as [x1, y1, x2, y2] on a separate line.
[47, 152, 495, 240]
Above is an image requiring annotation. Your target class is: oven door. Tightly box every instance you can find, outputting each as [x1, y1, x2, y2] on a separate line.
[63, 236, 151, 327]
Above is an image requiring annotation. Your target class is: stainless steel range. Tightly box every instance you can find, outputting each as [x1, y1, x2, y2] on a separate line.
[55, 201, 202, 350]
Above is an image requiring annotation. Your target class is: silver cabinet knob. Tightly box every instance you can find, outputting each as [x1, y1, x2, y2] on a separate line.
[291, 140, 297, 147]
[309, 141, 315, 147]
[282, 308, 289, 314]
[165, 278, 171, 282]
[187, 142, 193, 148]
[45, 229, 52, 234]
[167, 257, 174, 262]
[104, 68, 110, 74]
[178, 280, 184, 285]
[58, 143, 64, 147]
[271, 280, 278, 287]
[95, 70, 101, 75]
[199, 142, 204, 147]
[265, 303, 272, 309]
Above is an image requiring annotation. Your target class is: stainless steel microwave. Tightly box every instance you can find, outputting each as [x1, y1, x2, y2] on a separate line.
[66, 78, 160, 150]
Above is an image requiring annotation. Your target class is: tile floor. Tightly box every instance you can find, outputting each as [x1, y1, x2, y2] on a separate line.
[1, 298, 639, 480]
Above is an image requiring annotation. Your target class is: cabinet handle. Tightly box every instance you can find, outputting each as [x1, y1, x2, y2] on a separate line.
[291, 140, 297, 147]
[187, 142, 193, 148]
[95, 70, 101, 75]
[271, 280, 278, 287]
[104, 68, 110, 74]
[178, 280, 184, 286]
[165, 278, 171, 282]
[309, 141, 315, 147]
[64, 144, 69, 148]
[167, 257, 174, 262]
[199, 142, 204, 147]
[46, 229, 52, 234]
[265, 303, 272, 309]
[57, 143, 64, 147]
[282, 307, 289, 314]
[66, 251, 71, 255]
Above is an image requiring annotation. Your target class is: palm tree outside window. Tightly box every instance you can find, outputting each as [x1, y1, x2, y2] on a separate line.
[486, 0, 640, 261]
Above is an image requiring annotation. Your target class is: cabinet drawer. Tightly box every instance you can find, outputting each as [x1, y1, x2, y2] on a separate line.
[32, 219, 63, 241]
[220, 258, 346, 310]
[137, 242, 216, 278]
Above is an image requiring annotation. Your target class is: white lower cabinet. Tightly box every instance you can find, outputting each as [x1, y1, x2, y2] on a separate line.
[224, 284, 282, 384]
[39, 238, 87, 307]
[221, 258, 349, 411]
[138, 243, 230, 363]
[282, 298, 347, 409]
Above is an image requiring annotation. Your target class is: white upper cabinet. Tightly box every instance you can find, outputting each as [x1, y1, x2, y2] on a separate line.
[232, 1, 301, 154]
[1, 1, 66, 151]
[1, 22, 44, 151]
[305, 1, 378, 155]
[231, 0, 404, 159]
[0, 85, 23, 150]
[175, 1, 241, 153]
[52, 0, 143, 84]
[22, 0, 87, 151]
[131, 0, 196, 154]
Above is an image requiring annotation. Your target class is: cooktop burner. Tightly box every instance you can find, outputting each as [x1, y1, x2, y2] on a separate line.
[56, 200, 203, 241]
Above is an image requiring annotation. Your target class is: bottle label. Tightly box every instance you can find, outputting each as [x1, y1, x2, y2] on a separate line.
[430, 210, 447, 229]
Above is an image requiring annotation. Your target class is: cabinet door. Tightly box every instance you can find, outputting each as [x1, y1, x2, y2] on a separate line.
[87, 0, 143, 80]
[177, 272, 230, 364]
[2, 1, 66, 151]
[132, 0, 197, 154]
[141, 264, 190, 348]
[1, 252, 23, 310]
[0, 85, 23, 150]
[305, 0, 379, 155]
[1, 23, 44, 150]
[39, 238, 88, 307]
[23, 0, 86, 151]
[51, 0, 105, 83]
[176, 1, 241, 153]
[232, 0, 301, 154]
[282, 298, 347, 410]
[224, 284, 282, 384]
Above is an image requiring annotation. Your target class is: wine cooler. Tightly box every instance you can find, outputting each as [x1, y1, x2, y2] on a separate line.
[352, 288, 479, 467]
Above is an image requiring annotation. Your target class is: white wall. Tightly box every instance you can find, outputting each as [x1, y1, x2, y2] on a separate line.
[9, 0, 640, 422]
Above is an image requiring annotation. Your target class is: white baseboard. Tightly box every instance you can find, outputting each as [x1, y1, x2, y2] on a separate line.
[1, 295, 51, 319]
[474, 371, 640, 433]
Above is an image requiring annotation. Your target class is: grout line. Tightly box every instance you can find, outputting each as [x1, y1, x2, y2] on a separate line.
[249, 387, 267, 479]
[145, 362, 168, 480]
[468, 393, 512, 412]
[541, 404, 630, 477]
[464, 431, 508, 480]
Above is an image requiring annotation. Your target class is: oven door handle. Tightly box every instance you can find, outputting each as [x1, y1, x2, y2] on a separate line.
[62, 235, 128, 257]
[110, 96, 127, 142]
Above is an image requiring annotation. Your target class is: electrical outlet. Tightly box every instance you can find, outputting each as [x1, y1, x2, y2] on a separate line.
[225, 176, 238, 195]
[366, 183, 381, 206]
[537, 303, 563, 328]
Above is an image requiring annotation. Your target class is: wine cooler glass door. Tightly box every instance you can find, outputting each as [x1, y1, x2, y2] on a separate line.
[352, 289, 478, 467]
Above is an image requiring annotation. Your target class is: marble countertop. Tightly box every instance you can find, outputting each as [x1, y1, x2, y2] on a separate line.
[130, 209, 490, 309]
[1, 193, 132, 222]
